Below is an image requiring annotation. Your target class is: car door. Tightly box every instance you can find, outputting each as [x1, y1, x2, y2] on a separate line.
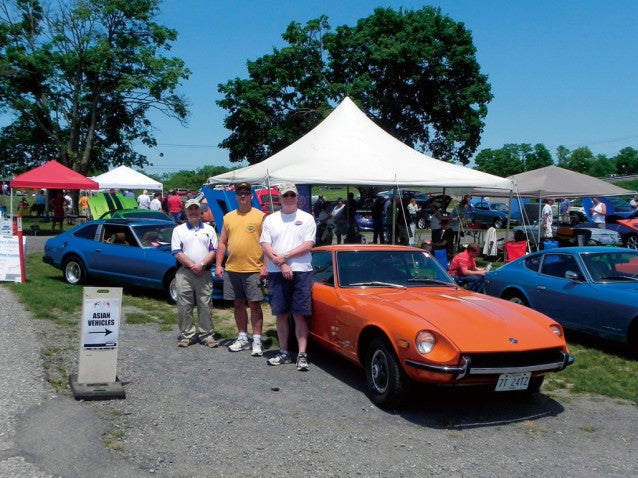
[532, 253, 598, 330]
[310, 251, 340, 347]
[90, 225, 149, 285]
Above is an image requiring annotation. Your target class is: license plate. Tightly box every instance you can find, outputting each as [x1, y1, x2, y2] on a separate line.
[495, 372, 531, 392]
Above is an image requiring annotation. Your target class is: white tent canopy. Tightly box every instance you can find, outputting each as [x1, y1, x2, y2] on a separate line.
[92, 165, 162, 191]
[208, 97, 513, 191]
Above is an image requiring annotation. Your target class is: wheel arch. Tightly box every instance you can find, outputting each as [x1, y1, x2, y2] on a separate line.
[358, 325, 393, 365]
[501, 286, 531, 306]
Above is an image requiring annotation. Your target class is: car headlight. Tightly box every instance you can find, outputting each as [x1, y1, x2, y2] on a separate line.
[416, 331, 436, 354]
[550, 324, 563, 338]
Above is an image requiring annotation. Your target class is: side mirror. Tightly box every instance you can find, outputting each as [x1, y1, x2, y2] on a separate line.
[564, 270, 583, 281]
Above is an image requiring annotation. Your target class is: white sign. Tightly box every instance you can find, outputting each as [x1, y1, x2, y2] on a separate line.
[82, 296, 120, 349]
[0, 236, 25, 282]
[77, 287, 122, 384]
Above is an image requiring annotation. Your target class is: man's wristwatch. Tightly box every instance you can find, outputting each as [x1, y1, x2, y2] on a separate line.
[283, 253, 289, 260]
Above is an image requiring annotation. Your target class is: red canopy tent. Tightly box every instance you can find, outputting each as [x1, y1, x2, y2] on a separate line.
[10, 160, 99, 190]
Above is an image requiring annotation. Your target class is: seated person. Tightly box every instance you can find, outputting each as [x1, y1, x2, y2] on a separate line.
[447, 242, 486, 292]
[422, 218, 455, 258]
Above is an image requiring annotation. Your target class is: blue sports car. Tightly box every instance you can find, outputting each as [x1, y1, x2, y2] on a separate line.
[43, 218, 223, 302]
[485, 247, 638, 350]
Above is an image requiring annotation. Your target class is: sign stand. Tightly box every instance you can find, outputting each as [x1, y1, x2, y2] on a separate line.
[69, 287, 126, 400]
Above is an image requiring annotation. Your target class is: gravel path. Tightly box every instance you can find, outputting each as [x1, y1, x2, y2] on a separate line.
[1, 236, 636, 477]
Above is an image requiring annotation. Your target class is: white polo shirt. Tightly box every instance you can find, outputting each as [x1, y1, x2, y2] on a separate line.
[171, 221, 218, 263]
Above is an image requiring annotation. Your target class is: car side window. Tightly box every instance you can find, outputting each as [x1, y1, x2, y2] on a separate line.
[540, 254, 581, 279]
[312, 251, 334, 286]
[524, 256, 540, 272]
[72, 224, 99, 240]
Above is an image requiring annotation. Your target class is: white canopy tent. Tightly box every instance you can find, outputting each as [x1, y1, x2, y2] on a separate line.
[208, 97, 514, 192]
[92, 165, 162, 191]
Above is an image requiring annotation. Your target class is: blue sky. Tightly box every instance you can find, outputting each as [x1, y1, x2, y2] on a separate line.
[141, 0, 638, 174]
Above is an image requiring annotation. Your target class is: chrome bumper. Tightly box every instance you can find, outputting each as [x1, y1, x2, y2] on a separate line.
[405, 351, 574, 380]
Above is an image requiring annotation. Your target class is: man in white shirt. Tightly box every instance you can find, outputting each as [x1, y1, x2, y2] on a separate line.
[542, 199, 554, 238]
[260, 183, 316, 371]
[137, 190, 151, 209]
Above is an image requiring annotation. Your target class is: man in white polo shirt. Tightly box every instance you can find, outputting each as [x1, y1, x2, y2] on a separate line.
[171, 198, 219, 348]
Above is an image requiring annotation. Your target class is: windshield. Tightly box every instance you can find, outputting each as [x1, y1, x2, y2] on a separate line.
[580, 250, 638, 282]
[336, 250, 454, 288]
[132, 224, 175, 248]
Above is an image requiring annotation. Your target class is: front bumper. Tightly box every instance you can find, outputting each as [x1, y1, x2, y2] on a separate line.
[405, 351, 574, 380]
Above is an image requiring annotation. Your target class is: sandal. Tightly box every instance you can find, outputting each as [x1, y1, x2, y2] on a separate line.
[178, 338, 193, 347]
[202, 337, 218, 348]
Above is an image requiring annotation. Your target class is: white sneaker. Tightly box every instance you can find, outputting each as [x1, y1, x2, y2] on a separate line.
[229, 339, 250, 352]
[251, 342, 263, 357]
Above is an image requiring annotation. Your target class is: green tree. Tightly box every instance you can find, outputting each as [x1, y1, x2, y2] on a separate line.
[612, 147, 638, 176]
[588, 154, 614, 178]
[474, 145, 523, 177]
[0, 0, 190, 176]
[218, 7, 492, 165]
[559, 147, 595, 174]
[160, 165, 232, 192]
[524, 144, 553, 171]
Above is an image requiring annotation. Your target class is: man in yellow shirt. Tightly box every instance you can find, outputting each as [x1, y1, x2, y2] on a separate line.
[215, 182, 267, 356]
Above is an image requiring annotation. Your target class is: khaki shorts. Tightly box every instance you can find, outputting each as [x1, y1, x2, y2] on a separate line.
[223, 271, 264, 302]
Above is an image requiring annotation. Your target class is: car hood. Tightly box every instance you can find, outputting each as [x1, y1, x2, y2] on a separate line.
[349, 287, 564, 350]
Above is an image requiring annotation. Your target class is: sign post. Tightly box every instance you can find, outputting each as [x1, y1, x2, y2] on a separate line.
[69, 287, 126, 400]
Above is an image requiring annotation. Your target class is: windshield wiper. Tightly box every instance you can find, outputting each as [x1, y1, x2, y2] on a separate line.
[599, 275, 638, 281]
[407, 278, 457, 286]
[349, 281, 406, 289]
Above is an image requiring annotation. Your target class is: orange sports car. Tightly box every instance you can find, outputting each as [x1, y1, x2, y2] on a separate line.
[310, 244, 574, 408]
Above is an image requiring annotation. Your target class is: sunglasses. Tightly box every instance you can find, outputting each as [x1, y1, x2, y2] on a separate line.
[282, 192, 297, 198]
[236, 191, 251, 197]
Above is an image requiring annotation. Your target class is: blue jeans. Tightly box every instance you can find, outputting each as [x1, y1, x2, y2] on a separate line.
[452, 274, 485, 292]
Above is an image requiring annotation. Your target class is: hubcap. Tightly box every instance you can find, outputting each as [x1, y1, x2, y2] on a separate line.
[371, 350, 388, 393]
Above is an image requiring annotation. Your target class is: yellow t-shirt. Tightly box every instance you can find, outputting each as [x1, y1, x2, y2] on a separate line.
[223, 208, 265, 273]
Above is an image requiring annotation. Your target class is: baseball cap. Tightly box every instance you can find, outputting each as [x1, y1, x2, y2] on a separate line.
[235, 182, 252, 192]
[279, 183, 298, 195]
[184, 199, 201, 209]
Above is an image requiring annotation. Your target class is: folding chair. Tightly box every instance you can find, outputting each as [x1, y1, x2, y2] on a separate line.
[505, 240, 527, 262]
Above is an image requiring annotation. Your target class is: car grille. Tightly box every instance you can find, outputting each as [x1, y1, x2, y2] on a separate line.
[464, 347, 568, 376]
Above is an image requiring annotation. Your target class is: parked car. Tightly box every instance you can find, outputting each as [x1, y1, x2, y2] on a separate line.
[577, 217, 638, 249]
[310, 244, 573, 408]
[468, 201, 518, 229]
[485, 247, 638, 350]
[42, 218, 223, 302]
[254, 187, 281, 214]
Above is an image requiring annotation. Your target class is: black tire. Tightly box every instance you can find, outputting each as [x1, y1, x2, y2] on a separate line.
[503, 290, 529, 307]
[63, 255, 86, 285]
[364, 337, 409, 408]
[624, 234, 638, 250]
[417, 217, 427, 229]
[165, 271, 177, 304]
[493, 218, 504, 229]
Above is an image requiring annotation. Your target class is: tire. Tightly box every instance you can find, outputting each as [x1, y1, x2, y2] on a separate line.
[364, 337, 409, 408]
[63, 255, 86, 285]
[165, 271, 177, 304]
[417, 217, 427, 229]
[503, 290, 528, 307]
[493, 218, 504, 229]
[624, 234, 638, 250]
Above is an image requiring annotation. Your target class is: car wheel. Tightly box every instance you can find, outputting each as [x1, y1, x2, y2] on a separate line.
[624, 234, 638, 250]
[493, 218, 504, 229]
[364, 337, 409, 408]
[63, 255, 87, 285]
[165, 271, 177, 304]
[503, 290, 528, 307]
[417, 217, 427, 229]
